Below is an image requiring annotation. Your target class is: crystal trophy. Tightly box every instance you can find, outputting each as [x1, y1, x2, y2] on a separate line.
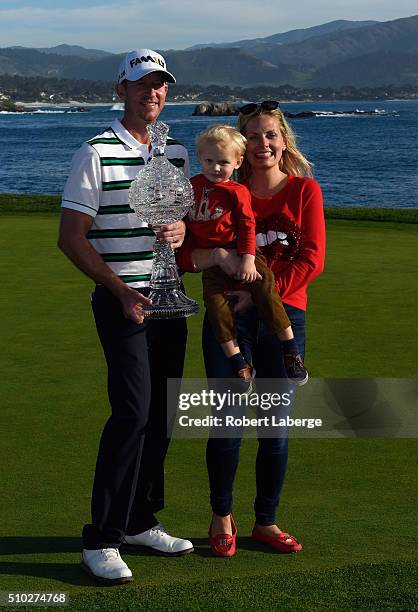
[128, 121, 199, 319]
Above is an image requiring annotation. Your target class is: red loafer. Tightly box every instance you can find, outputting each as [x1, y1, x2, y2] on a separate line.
[209, 514, 237, 557]
[252, 526, 302, 553]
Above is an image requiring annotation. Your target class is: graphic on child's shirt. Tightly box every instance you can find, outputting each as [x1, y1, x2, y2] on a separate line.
[188, 187, 225, 222]
[255, 213, 302, 262]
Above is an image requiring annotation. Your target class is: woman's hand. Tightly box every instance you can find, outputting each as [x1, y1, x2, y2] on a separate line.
[213, 248, 261, 281]
[224, 290, 254, 314]
[212, 248, 242, 277]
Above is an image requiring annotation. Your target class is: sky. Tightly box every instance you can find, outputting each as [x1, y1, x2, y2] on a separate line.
[0, 0, 417, 52]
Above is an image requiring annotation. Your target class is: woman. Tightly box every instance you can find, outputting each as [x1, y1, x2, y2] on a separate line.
[178, 101, 325, 556]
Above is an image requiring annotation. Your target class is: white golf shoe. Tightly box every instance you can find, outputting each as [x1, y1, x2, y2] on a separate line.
[81, 548, 133, 584]
[123, 523, 194, 556]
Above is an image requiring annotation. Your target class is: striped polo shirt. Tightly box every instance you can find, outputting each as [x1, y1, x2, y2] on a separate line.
[61, 118, 190, 288]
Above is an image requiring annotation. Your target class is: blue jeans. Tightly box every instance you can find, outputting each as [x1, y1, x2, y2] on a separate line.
[203, 304, 306, 526]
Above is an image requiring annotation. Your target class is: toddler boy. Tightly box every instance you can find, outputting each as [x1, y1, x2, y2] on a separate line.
[187, 125, 308, 386]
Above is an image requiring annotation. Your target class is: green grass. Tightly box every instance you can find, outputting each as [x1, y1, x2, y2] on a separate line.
[1, 215, 417, 611]
[324, 205, 418, 224]
[1, 193, 418, 223]
[0, 193, 61, 213]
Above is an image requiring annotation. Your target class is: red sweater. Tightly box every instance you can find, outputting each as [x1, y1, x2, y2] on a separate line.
[186, 174, 256, 255]
[177, 175, 326, 311]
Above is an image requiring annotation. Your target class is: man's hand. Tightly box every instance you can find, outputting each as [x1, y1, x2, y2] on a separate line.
[117, 286, 152, 324]
[153, 220, 186, 249]
[224, 290, 254, 314]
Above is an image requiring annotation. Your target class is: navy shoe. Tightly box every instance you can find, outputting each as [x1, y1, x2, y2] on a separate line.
[284, 353, 308, 386]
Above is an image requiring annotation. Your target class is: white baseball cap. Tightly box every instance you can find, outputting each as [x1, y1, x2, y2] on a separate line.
[117, 48, 176, 84]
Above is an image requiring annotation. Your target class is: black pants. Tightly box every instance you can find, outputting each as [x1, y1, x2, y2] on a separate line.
[82, 286, 187, 549]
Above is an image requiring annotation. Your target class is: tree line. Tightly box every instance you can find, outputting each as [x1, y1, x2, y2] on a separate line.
[1, 74, 418, 106]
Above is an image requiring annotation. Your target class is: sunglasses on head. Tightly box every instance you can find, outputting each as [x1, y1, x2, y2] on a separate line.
[239, 100, 280, 115]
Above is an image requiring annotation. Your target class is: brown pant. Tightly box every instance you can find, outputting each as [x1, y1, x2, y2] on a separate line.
[202, 250, 291, 344]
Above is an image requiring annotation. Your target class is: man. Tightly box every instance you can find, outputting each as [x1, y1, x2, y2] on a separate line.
[58, 49, 193, 585]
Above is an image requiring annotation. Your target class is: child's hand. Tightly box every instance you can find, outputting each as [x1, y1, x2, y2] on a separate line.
[235, 255, 261, 283]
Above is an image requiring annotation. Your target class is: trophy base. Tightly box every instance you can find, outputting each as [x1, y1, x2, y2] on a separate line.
[143, 288, 199, 319]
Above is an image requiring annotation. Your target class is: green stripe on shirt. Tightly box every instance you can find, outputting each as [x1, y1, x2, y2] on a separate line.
[100, 157, 145, 166]
[102, 250, 154, 262]
[97, 205, 135, 215]
[169, 158, 185, 168]
[102, 180, 133, 191]
[87, 228, 155, 239]
[88, 137, 122, 145]
[119, 274, 152, 283]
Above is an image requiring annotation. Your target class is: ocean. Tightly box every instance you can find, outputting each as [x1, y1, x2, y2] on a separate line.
[1, 100, 417, 208]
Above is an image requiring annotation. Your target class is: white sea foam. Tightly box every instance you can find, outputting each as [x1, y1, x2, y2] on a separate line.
[314, 110, 389, 118]
[0, 109, 66, 114]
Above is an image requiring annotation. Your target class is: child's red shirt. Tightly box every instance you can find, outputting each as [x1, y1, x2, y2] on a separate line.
[185, 174, 256, 255]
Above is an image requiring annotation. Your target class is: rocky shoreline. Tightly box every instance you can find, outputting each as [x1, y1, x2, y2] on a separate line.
[1, 98, 397, 118]
[0, 99, 26, 112]
[192, 102, 393, 118]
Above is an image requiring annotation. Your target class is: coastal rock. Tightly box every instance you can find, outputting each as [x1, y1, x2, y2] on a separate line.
[0, 100, 25, 112]
[285, 111, 316, 118]
[64, 107, 90, 113]
[191, 103, 392, 119]
[192, 102, 238, 116]
[192, 103, 318, 118]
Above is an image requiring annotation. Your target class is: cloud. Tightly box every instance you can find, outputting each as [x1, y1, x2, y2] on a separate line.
[0, 0, 416, 51]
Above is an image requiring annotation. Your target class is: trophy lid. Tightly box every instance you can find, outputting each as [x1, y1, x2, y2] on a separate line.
[147, 121, 169, 156]
[128, 120, 194, 225]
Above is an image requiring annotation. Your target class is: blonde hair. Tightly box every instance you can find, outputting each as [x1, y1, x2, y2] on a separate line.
[196, 124, 247, 158]
[237, 108, 313, 180]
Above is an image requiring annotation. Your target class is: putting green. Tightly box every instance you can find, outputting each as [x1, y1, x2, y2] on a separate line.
[0, 214, 417, 611]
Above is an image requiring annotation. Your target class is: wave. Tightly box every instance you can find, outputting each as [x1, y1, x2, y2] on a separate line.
[314, 112, 358, 118]
[0, 109, 66, 114]
[313, 109, 393, 118]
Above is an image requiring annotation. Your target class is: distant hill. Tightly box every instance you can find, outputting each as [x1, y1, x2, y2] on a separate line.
[311, 51, 418, 87]
[8, 44, 113, 61]
[167, 16, 418, 87]
[34, 44, 113, 60]
[248, 14, 418, 68]
[164, 48, 298, 86]
[0, 46, 122, 81]
[187, 19, 378, 49]
[1, 15, 417, 87]
[0, 47, 88, 78]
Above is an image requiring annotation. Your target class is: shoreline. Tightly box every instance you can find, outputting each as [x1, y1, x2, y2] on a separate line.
[17, 100, 197, 109]
[1, 194, 417, 223]
[18, 101, 113, 108]
[14, 98, 418, 109]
